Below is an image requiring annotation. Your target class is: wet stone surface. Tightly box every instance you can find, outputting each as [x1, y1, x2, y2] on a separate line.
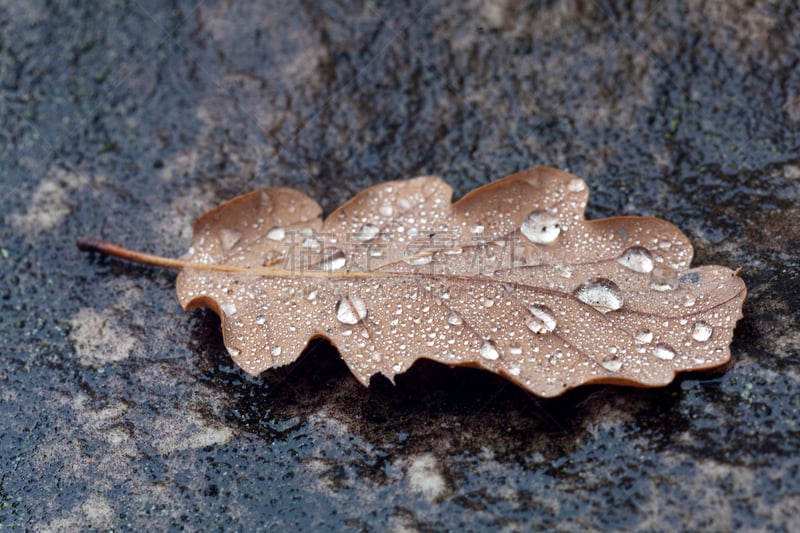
[1, 0, 799, 530]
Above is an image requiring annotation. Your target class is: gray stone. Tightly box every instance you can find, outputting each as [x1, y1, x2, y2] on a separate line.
[1, 0, 798, 530]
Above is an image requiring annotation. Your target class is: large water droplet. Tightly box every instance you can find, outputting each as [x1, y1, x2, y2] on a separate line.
[303, 237, 321, 250]
[600, 359, 622, 372]
[650, 267, 679, 292]
[525, 304, 557, 333]
[379, 204, 394, 217]
[319, 249, 347, 271]
[651, 343, 676, 360]
[267, 227, 285, 241]
[219, 228, 242, 250]
[617, 246, 654, 273]
[470, 224, 485, 235]
[480, 341, 500, 361]
[634, 329, 654, 344]
[255, 315, 266, 326]
[567, 178, 587, 192]
[556, 264, 573, 278]
[520, 210, 561, 244]
[220, 302, 237, 315]
[271, 346, 282, 356]
[358, 224, 380, 242]
[574, 278, 624, 313]
[447, 312, 463, 326]
[336, 296, 368, 325]
[690, 321, 713, 342]
[404, 253, 433, 266]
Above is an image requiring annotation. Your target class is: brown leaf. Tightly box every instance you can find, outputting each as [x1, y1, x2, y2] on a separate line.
[163, 167, 746, 397]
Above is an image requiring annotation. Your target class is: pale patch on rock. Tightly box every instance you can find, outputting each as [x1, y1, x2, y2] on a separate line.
[10, 167, 103, 233]
[406, 453, 447, 501]
[480, 0, 507, 30]
[308, 409, 352, 437]
[654, 453, 795, 530]
[68, 308, 137, 366]
[784, 164, 800, 180]
[38, 495, 114, 532]
[282, 44, 327, 85]
[153, 412, 234, 455]
[71, 393, 130, 424]
[12, 173, 81, 233]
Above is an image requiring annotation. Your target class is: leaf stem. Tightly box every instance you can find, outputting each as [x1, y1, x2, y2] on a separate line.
[77, 236, 189, 270]
[75, 236, 369, 277]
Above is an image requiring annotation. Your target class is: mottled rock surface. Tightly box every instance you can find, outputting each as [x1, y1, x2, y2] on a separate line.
[1, 0, 798, 530]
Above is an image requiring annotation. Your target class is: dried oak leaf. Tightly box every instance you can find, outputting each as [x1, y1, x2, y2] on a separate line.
[163, 167, 745, 397]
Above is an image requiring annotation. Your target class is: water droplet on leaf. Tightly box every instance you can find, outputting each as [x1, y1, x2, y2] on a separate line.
[634, 329, 654, 344]
[336, 296, 368, 325]
[447, 312, 462, 326]
[267, 227, 285, 241]
[358, 224, 380, 242]
[567, 178, 586, 192]
[319, 249, 347, 271]
[574, 278, 623, 313]
[617, 246, 654, 273]
[480, 341, 500, 361]
[303, 237, 321, 249]
[650, 267, 679, 292]
[404, 253, 433, 266]
[525, 304, 557, 333]
[219, 229, 242, 250]
[556, 264, 573, 278]
[651, 343, 677, 360]
[690, 321, 713, 342]
[520, 210, 561, 244]
[600, 359, 622, 372]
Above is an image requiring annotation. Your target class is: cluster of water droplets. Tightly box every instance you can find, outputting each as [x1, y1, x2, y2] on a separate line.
[190, 174, 731, 392]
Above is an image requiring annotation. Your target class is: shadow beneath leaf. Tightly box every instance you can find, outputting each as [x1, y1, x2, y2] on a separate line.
[188, 309, 693, 457]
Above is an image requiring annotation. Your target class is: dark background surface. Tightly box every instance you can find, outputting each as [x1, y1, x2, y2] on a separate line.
[1, 0, 798, 530]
